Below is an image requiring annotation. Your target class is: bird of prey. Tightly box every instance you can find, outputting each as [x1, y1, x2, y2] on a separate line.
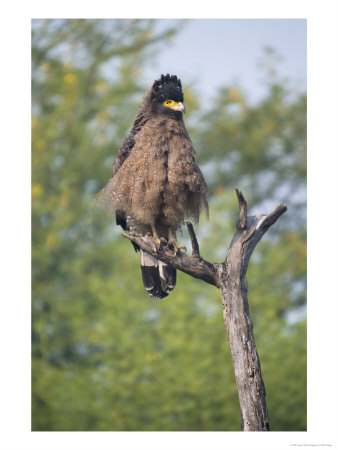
[100, 74, 208, 298]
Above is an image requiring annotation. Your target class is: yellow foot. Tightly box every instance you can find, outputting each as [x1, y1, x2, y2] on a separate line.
[168, 242, 186, 255]
[152, 236, 166, 245]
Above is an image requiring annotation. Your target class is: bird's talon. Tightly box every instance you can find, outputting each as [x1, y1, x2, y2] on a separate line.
[153, 236, 167, 245]
[167, 242, 185, 255]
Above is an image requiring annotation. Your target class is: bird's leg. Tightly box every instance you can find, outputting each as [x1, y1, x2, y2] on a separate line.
[168, 228, 176, 245]
[151, 223, 165, 245]
[168, 228, 186, 253]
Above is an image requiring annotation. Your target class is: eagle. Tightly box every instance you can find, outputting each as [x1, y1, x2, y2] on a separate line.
[100, 74, 208, 298]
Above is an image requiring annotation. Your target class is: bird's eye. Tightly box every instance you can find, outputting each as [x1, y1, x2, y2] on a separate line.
[164, 100, 172, 106]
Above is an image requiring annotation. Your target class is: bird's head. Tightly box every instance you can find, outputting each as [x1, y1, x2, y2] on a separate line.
[151, 74, 185, 118]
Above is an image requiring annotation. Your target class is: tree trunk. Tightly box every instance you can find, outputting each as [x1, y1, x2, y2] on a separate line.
[216, 192, 272, 430]
[122, 189, 287, 431]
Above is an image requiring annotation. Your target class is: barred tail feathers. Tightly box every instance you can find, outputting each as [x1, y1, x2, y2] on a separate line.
[140, 250, 176, 298]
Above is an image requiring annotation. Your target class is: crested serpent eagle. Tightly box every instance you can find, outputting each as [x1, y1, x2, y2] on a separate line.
[100, 74, 208, 298]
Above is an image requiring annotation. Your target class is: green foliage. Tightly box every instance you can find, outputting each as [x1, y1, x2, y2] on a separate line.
[32, 19, 306, 431]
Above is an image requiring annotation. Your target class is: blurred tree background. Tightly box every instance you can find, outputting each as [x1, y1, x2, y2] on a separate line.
[31, 19, 306, 431]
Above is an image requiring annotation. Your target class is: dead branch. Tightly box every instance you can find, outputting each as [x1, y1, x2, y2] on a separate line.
[122, 230, 218, 287]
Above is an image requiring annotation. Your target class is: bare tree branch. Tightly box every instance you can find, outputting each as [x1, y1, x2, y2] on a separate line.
[122, 229, 218, 287]
[236, 188, 247, 230]
[186, 221, 200, 257]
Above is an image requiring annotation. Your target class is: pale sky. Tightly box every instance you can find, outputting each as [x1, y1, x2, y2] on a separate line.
[144, 19, 306, 103]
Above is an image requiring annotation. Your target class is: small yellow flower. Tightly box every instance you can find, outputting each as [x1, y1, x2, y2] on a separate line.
[32, 183, 42, 199]
[63, 73, 77, 85]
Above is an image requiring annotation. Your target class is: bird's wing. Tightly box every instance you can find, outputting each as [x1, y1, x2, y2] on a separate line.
[112, 105, 151, 176]
[112, 132, 135, 176]
[110, 112, 149, 240]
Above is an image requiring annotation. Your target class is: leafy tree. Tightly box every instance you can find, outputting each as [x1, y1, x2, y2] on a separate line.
[32, 19, 306, 431]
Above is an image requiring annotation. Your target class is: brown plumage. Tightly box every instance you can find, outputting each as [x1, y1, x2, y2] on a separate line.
[100, 74, 208, 298]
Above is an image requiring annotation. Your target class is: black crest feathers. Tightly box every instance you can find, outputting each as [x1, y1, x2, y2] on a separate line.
[152, 74, 184, 103]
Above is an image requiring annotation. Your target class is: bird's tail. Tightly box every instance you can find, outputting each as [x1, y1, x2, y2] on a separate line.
[140, 250, 176, 298]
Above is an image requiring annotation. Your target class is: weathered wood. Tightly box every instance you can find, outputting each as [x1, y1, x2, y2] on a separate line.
[186, 221, 200, 257]
[122, 231, 219, 287]
[122, 189, 287, 431]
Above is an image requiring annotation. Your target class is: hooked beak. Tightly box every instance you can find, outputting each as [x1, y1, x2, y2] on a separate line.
[173, 101, 185, 113]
